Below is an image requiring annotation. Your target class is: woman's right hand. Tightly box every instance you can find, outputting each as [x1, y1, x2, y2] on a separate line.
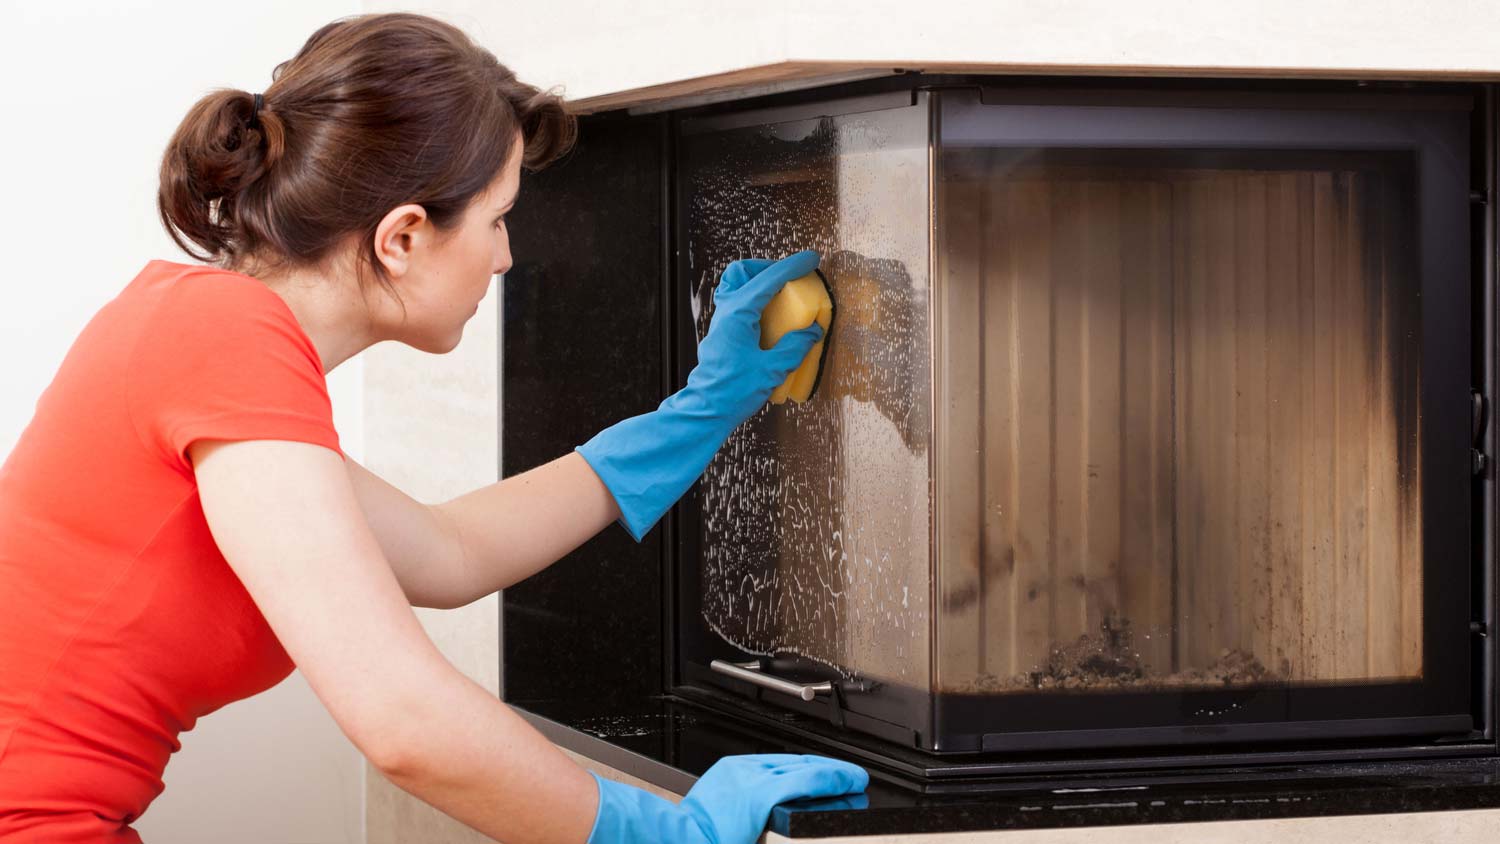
[687, 250, 827, 424]
[586, 753, 869, 844]
[575, 251, 824, 543]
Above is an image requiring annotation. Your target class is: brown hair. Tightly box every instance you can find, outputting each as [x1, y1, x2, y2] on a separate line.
[157, 12, 576, 299]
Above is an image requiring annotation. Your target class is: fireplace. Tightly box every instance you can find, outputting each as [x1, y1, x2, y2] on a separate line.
[504, 74, 1496, 775]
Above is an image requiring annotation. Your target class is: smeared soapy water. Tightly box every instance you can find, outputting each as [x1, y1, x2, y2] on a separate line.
[684, 106, 932, 685]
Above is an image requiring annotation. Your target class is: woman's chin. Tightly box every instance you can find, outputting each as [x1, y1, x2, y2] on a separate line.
[434, 331, 464, 354]
[444, 320, 470, 352]
[404, 327, 464, 355]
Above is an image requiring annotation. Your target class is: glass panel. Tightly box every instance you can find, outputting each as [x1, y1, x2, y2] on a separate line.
[682, 101, 932, 686]
[934, 147, 1424, 695]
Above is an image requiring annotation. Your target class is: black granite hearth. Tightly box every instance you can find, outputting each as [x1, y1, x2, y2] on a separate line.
[512, 692, 1500, 838]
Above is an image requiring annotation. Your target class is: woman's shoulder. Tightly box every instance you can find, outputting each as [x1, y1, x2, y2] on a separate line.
[132, 258, 289, 313]
[122, 260, 338, 470]
[126, 259, 320, 364]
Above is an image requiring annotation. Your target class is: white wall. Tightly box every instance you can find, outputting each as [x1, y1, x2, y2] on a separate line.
[442, 0, 1500, 111]
[0, 2, 365, 842]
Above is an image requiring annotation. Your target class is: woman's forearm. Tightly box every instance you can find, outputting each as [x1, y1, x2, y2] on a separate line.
[432, 451, 621, 605]
[379, 660, 601, 843]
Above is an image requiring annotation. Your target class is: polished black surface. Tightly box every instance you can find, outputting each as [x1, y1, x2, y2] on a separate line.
[516, 693, 1500, 837]
[502, 111, 671, 704]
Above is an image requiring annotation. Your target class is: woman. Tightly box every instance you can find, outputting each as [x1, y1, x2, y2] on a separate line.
[0, 12, 865, 844]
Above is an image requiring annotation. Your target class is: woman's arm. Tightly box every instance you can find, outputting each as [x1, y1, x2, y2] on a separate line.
[342, 452, 619, 610]
[190, 438, 600, 844]
[428, 452, 621, 599]
[342, 252, 825, 611]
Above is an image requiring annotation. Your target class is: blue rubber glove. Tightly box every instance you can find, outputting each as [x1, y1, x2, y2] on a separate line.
[586, 753, 870, 844]
[576, 250, 826, 541]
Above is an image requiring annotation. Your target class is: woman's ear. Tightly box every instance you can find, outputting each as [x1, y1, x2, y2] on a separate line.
[372, 203, 430, 278]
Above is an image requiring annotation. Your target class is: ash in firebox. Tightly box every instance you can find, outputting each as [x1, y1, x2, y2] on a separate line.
[952, 613, 1278, 693]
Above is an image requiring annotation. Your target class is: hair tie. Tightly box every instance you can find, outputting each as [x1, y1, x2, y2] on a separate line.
[249, 93, 264, 127]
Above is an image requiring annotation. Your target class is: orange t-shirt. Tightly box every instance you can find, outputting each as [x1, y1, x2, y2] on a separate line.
[0, 259, 343, 842]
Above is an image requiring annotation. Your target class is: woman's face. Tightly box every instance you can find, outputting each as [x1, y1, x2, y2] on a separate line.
[374, 131, 523, 353]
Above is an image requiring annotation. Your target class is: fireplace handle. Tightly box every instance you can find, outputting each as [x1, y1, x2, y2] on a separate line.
[710, 659, 834, 702]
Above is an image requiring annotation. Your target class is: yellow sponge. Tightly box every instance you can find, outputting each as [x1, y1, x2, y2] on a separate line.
[759, 269, 834, 404]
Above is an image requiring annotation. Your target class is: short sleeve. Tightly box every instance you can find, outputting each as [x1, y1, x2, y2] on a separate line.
[127, 274, 343, 474]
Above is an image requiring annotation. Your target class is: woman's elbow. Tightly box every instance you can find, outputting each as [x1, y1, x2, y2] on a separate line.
[406, 587, 465, 611]
[354, 713, 433, 783]
[341, 686, 441, 780]
[367, 737, 426, 783]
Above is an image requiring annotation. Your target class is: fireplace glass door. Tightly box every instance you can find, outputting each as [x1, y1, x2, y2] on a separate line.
[938, 144, 1424, 695]
[674, 83, 1480, 753]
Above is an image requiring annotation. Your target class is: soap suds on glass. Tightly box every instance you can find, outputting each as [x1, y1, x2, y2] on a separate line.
[683, 107, 932, 685]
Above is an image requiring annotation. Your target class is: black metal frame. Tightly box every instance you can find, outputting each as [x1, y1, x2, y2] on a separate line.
[658, 73, 1498, 769]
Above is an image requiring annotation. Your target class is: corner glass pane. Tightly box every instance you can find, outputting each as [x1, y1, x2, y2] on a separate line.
[681, 99, 933, 687]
